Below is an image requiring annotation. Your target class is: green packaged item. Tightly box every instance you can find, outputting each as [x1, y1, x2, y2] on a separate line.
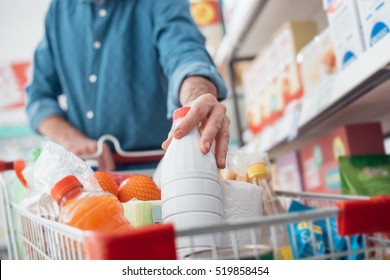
[339, 155, 390, 196]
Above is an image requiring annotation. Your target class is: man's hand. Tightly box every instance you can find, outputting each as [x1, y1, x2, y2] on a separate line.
[39, 116, 115, 171]
[162, 76, 230, 169]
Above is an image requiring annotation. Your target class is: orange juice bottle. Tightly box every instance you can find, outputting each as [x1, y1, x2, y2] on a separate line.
[50, 175, 130, 231]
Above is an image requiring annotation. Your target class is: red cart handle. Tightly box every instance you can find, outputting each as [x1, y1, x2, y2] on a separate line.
[83, 224, 177, 260]
[0, 160, 27, 186]
[336, 196, 390, 236]
[0, 160, 15, 172]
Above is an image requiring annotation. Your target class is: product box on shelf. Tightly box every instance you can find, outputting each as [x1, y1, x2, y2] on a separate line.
[271, 21, 317, 120]
[299, 28, 338, 124]
[323, 0, 366, 70]
[299, 122, 385, 194]
[356, 0, 390, 48]
[246, 93, 263, 135]
[274, 152, 303, 193]
[244, 21, 317, 135]
[243, 47, 269, 135]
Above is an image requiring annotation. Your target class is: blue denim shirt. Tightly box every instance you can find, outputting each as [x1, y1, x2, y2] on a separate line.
[26, 0, 227, 151]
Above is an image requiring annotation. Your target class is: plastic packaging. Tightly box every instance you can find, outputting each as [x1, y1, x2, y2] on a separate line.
[118, 174, 161, 202]
[288, 200, 364, 259]
[49, 175, 130, 231]
[33, 142, 100, 194]
[220, 151, 291, 259]
[161, 107, 224, 254]
[221, 180, 262, 246]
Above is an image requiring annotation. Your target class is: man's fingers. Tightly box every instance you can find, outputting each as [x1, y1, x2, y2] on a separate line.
[214, 116, 230, 169]
[67, 139, 97, 156]
[97, 156, 106, 171]
[162, 131, 173, 150]
[173, 94, 216, 139]
[102, 144, 115, 171]
[199, 103, 227, 154]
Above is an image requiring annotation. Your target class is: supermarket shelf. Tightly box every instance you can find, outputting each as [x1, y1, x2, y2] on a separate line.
[215, 0, 326, 65]
[214, 0, 263, 66]
[267, 35, 390, 158]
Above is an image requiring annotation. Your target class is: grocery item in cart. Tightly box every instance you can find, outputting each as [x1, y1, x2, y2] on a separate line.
[161, 107, 224, 254]
[94, 171, 119, 197]
[50, 175, 130, 231]
[288, 200, 326, 258]
[118, 174, 161, 202]
[122, 199, 162, 227]
[339, 155, 390, 196]
[220, 151, 291, 259]
[34, 142, 101, 193]
[288, 200, 364, 260]
[221, 180, 262, 245]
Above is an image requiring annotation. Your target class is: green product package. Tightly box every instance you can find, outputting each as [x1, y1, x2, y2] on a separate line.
[339, 155, 390, 196]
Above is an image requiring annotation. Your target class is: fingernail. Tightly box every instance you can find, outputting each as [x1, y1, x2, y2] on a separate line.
[204, 141, 211, 150]
[220, 158, 226, 166]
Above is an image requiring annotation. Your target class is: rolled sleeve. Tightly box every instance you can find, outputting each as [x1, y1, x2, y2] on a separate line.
[25, 0, 64, 132]
[168, 62, 227, 118]
[26, 98, 65, 131]
[152, 0, 227, 118]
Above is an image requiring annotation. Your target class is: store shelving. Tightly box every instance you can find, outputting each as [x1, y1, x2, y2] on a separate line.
[269, 34, 390, 158]
[216, 0, 390, 157]
[215, 0, 326, 64]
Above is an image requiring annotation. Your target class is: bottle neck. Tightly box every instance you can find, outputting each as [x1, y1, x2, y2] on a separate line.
[58, 186, 83, 206]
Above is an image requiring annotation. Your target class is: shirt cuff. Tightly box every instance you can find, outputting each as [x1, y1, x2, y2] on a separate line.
[167, 62, 227, 118]
[26, 98, 65, 132]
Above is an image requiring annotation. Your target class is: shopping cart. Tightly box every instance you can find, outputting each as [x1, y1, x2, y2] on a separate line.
[1, 136, 390, 260]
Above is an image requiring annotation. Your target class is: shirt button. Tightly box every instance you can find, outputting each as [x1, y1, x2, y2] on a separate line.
[93, 41, 101, 50]
[99, 9, 107, 17]
[86, 111, 94, 119]
[89, 74, 97, 83]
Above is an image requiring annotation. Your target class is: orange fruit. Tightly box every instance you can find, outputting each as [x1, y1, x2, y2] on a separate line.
[95, 171, 119, 197]
[118, 175, 161, 202]
[106, 173, 132, 187]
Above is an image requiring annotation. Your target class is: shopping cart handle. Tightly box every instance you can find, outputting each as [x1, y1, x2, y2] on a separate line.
[83, 224, 176, 260]
[0, 160, 27, 186]
[81, 134, 165, 161]
[336, 196, 390, 236]
[0, 160, 14, 172]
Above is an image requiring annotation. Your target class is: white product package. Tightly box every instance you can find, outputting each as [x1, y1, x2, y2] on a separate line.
[221, 180, 263, 246]
[356, 0, 390, 48]
[323, 0, 366, 70]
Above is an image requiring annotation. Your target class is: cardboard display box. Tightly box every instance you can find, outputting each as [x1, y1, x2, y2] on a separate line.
[299, 122, 385, 193]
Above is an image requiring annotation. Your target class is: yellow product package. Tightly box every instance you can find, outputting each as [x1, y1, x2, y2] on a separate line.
[122, 199, 162, 227]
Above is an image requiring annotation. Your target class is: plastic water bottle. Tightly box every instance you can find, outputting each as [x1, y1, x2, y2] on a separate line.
[161, 107, 224, 256]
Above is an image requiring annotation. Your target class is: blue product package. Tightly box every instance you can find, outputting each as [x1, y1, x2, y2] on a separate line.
[288, 201, 325, 259]
[288, 200, 364, 259]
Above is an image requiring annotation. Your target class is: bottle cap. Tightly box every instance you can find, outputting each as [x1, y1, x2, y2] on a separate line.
[247, 163, 268, 179]
[173, 107, 191, 121]
[51, 175, 83, 203]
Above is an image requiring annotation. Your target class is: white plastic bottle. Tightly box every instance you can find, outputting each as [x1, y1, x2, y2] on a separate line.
[161, 107, 224, 256]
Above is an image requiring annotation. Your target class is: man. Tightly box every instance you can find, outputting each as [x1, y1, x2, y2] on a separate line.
[26, 0, 229, 171]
